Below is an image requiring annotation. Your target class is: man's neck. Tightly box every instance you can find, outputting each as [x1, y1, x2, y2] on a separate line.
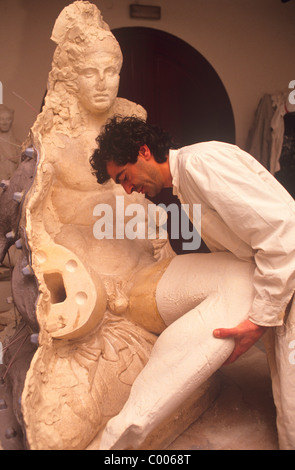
[162, 154, 173, 188]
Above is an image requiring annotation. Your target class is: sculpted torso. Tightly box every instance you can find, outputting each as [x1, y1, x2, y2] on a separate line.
[41, 115, 157, 298]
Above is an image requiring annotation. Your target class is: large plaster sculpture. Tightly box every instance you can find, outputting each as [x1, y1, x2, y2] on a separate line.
[0, 1, 168, 450]
[0, 1, 256, 451]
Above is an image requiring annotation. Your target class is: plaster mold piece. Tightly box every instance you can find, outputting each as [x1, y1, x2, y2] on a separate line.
[37, 243, 107, 340]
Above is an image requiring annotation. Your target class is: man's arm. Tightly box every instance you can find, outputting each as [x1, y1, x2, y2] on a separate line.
[213, 319, 267, 365]
[181, 143, 295, 328]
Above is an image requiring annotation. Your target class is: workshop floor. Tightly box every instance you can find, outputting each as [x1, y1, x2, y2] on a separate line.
[167, 343, 279, 451]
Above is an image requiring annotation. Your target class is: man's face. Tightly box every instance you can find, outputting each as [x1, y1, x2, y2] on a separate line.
[106, 147, 164, 198]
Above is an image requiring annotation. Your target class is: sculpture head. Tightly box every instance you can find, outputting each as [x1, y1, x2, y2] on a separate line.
[0, 104, 14, 133]
[39, 1, 123, 135]
[74, 36, 122, 115]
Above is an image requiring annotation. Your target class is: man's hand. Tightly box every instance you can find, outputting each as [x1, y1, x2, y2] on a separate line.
[213, 319, 267, 365]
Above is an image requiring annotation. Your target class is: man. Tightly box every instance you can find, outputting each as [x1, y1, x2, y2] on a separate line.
[90, 115, 295, 448]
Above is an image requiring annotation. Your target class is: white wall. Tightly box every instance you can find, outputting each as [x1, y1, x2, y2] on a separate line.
[0, 0, 294, 148]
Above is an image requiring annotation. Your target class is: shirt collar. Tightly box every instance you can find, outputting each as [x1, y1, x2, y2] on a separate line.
[168, 149, 180, 196]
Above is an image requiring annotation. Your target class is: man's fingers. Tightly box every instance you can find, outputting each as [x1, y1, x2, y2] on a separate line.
[213, 320, 267, 366]
[213, 327, 237, 339]
[222, 354, 235, 366]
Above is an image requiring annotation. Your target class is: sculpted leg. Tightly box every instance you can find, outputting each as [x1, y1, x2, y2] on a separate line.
[99, 253, 255, 450]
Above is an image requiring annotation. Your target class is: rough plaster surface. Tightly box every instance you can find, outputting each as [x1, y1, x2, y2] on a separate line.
[10, 1, 171, 450]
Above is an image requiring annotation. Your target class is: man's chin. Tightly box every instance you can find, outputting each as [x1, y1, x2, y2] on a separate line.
[145, 188, 159, 198]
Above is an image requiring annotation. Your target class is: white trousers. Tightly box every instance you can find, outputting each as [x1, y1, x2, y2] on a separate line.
[264, 294, 295, 450]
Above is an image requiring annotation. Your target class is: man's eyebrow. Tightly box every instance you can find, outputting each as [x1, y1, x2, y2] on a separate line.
[115, 170, 125, 184]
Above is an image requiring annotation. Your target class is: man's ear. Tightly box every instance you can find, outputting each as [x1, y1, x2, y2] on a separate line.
[139, 145, 152, 160]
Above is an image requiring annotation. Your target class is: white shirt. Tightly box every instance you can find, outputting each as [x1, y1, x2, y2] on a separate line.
[169, 141, 295, 327]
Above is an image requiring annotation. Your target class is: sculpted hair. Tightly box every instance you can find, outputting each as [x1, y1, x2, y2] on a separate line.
[90, 115, 176, 184]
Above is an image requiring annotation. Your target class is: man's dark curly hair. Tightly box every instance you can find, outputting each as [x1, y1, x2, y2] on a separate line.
[90, 115, 176, 184]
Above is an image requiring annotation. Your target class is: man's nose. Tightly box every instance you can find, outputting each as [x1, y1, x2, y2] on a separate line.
[122, 181, 134, 194]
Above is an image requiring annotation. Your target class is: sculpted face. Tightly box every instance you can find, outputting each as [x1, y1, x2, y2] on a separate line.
[77, 47, 121, 114]
[0, 110, 13, 133]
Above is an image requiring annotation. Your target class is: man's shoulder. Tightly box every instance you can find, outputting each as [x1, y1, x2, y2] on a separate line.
[183, 140, 236, 153]
[175, 141, 218, 162]
[177, 141, 238, 163]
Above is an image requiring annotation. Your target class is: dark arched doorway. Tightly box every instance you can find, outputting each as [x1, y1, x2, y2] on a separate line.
[112, 27, 235, 254]
[112, 27, 235, 147]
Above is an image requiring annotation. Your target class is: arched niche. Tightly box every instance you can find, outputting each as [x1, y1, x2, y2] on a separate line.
[112, 27, 236, 255]
[113, 27, 235, 147]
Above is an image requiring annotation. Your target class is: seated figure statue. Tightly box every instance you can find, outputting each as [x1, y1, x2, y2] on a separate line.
[7, 1, 170, 450]
[0, 1, 255, 450]
[0, 104, 21, 182]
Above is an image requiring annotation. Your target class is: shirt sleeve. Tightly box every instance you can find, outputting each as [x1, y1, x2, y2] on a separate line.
[179, 142, 295, 327]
